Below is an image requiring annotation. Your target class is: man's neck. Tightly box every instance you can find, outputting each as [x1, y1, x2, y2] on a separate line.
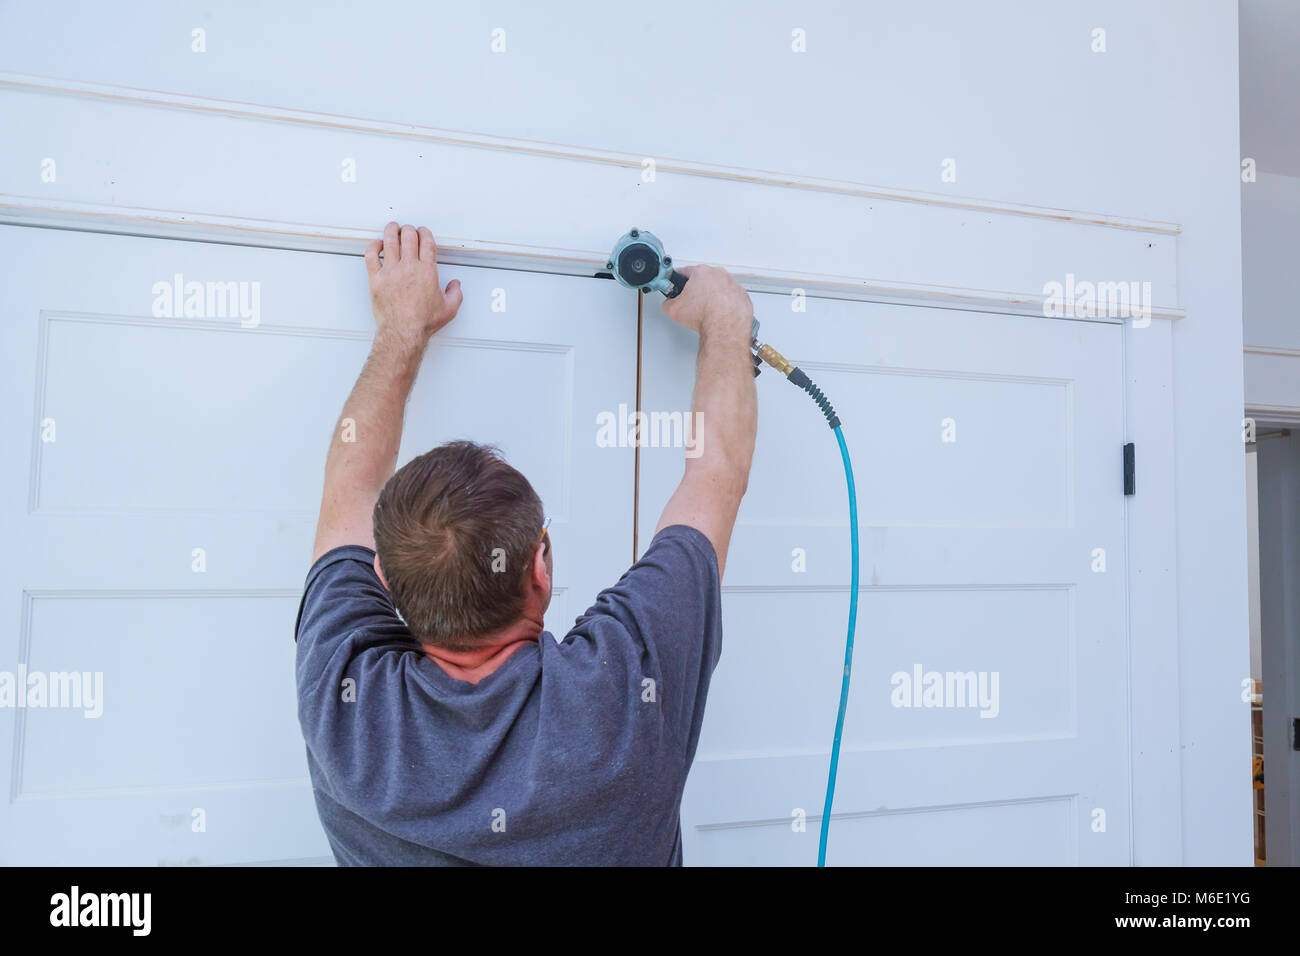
[423, 617, 543, 685]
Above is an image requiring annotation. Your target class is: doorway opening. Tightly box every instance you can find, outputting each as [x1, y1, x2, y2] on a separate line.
[1245, 423, 1298, 866]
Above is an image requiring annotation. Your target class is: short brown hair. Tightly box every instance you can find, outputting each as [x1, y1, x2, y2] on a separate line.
[373, 441, 543, 650]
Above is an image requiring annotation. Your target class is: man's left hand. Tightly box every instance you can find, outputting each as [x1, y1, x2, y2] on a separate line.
[365, 222, 463, 346]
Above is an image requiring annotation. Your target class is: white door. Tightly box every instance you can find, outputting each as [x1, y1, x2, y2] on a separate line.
[639, 293, 1129, 865]
[0, 225, 636, 865]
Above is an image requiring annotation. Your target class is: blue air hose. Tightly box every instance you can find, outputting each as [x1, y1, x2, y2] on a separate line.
[818, 424, 859, 867]
[757, 351, 860, 867]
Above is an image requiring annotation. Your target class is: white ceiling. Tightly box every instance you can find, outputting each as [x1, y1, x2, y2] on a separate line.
[1240, 0, 1300, 178]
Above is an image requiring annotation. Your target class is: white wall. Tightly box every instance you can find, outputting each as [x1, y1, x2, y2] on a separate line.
[1244, 172, 1300, 349]
[0, 0, 1250, 863]
[1243, 172, 1300, 413]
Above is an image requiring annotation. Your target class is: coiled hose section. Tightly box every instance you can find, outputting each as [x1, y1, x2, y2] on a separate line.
[783, 366, 858, 866]
[788, 368, 842, 430]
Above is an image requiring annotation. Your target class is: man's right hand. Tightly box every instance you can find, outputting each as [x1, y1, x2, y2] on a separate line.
[660, 264, 753, 342]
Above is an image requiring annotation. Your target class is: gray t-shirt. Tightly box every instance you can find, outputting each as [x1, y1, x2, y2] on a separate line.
[294, 524, 722, 865]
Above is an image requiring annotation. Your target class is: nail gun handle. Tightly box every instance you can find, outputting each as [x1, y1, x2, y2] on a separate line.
[665, 268, 690, 299]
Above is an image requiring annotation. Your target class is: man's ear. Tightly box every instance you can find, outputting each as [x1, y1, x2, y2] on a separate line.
[531, 541, 550, 591]
[373, 553, 390, 591]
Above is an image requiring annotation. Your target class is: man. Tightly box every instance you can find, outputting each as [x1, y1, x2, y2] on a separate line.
[295, 221, 757, 865]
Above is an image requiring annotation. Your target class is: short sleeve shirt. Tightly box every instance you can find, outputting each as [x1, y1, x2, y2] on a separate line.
[294, 524, 723, 865]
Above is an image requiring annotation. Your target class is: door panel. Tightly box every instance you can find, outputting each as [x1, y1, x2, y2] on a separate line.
[639, 295, 1128, 865]
[0, 226, 636, 864]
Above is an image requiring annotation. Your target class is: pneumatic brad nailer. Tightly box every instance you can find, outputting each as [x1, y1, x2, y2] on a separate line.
[606, 227, 841, 420]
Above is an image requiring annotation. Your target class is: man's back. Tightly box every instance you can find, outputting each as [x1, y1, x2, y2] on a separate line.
[295, 524, 722, 866]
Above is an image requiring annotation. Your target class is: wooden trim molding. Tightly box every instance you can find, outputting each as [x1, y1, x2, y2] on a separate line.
[1246, 404, 1300, 425]
[0, 194, 1187, 322]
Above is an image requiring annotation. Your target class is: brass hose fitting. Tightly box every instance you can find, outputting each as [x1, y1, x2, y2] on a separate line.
[756, 343, 794, 377]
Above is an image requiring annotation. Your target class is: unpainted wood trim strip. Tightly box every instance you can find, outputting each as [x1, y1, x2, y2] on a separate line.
[1245, 404, 1300, 423]
[0, 194, 1186, 321]
[1244, 344, 1300, 357]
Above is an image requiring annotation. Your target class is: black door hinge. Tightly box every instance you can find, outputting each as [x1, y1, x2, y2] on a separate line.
[1123, 443, 1135, 496]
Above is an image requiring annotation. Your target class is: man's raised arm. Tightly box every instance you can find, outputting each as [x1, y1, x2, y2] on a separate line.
[653, 265, 758, 578]
[311, 222, 463, 564]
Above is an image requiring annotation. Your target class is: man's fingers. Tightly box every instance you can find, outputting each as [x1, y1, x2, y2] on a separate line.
[443, 278, 463, 314]
[383, 221, 400, 263]
[400, 224, 418, 262]
[364, 239, 381, 275]
[417, 226, 437, 265]
[660, 264, 696, 316]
